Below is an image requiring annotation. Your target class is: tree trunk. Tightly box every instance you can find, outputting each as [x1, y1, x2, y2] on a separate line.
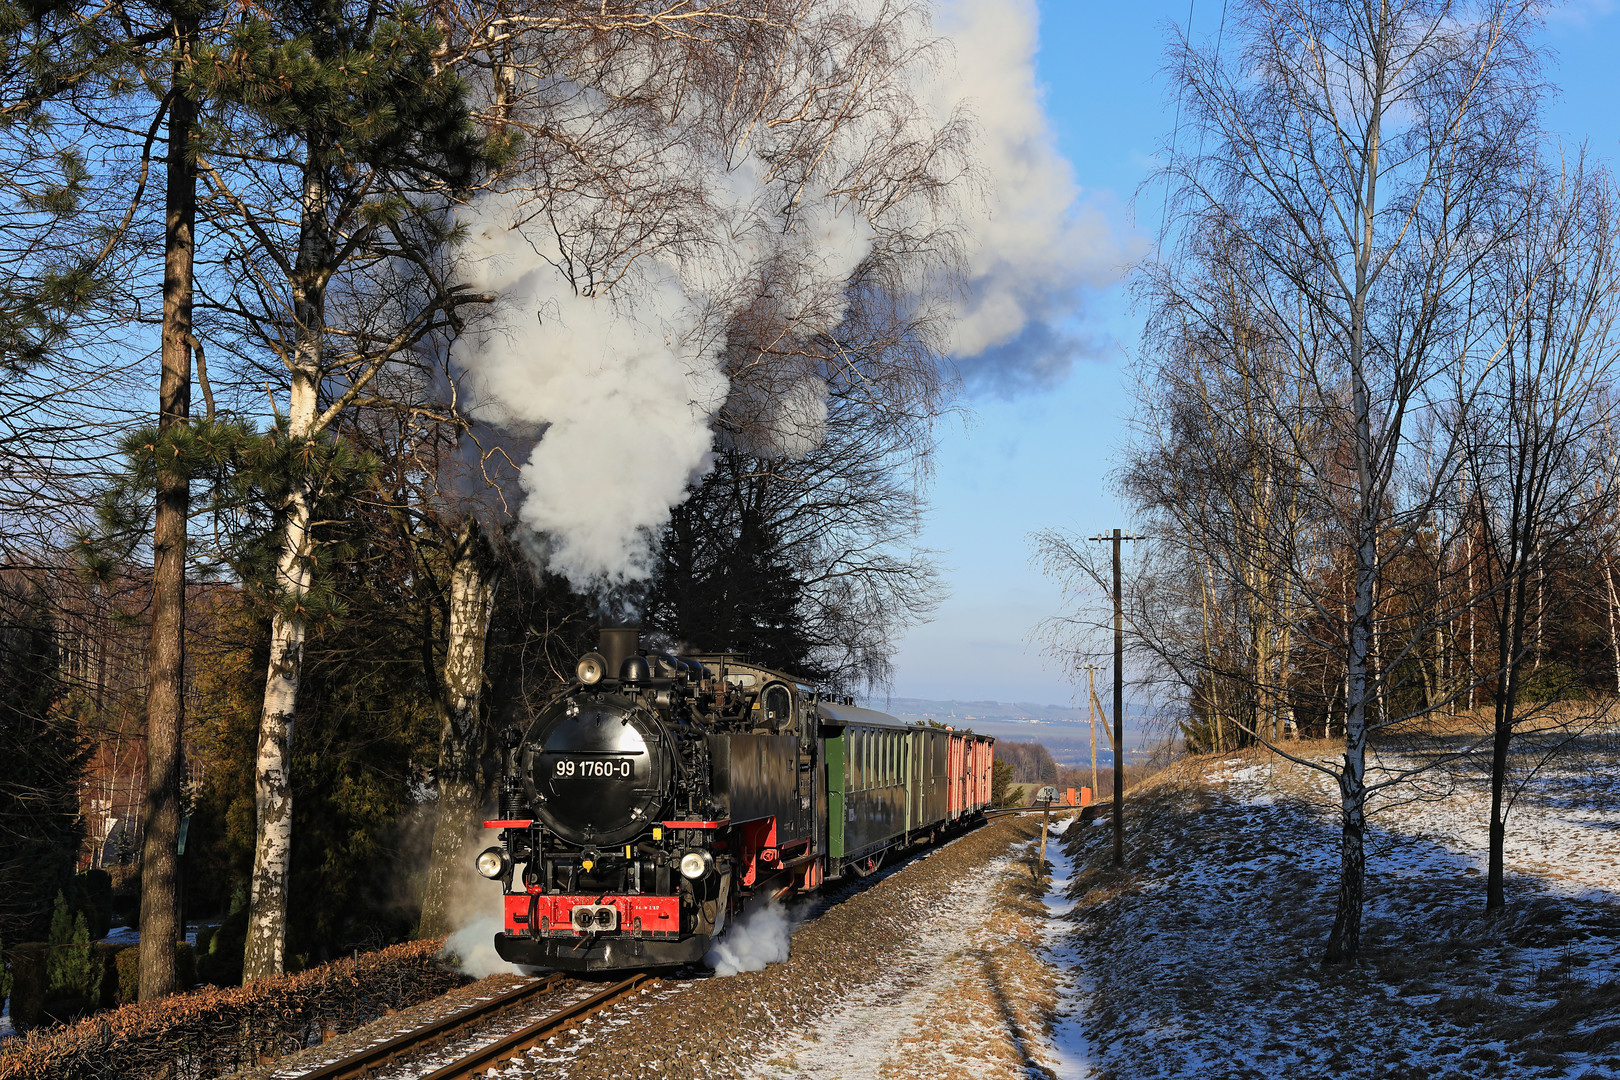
[1370, 601, 1384, 728]
[1487, 543, 1534, 913]
[1604, 561, 1619, 694]
[1326, 531, 1374, 962]
[243, 149, 328, 982]
[139, 36, 195, 1002]
[1532, 565, 1544, 672]
[1485, 698, 1514, 912]
[1326, 149, 1378, 960]
[1467, 493, 1477, 710]
[419, 519, 500, 939]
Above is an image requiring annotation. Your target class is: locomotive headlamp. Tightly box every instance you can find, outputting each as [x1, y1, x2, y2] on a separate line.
[576, 652, 608, 685]
[679, 850, 713, 880]
[474, 846, 509, 880]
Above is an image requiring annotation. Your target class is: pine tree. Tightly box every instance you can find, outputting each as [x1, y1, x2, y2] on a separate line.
[137, 0, 208, 999]
[185, 0, 491, 980]
[648, 451, 824, 680]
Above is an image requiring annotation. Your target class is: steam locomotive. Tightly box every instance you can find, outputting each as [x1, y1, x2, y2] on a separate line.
[475, 627, 995, 972]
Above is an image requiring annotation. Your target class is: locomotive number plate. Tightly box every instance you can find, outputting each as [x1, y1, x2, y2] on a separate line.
[553, 757, 634, 778]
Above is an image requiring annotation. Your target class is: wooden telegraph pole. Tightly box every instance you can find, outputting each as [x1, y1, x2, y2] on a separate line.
[1089, 529, 1143, 868]
[1081, 663, 1104, 805]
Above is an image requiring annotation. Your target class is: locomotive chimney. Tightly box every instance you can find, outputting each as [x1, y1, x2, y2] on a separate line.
[598, 627, 640, 681]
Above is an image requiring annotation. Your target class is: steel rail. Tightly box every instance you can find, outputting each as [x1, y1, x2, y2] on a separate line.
[292, 972, 568, 1080]
[416, 973, 657, 1080]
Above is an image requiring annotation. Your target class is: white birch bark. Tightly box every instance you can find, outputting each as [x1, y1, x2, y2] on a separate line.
[242, 474, 314, 980]
[1328, 66, 1383, 961]
[242, 154, 328, 983]
[1605, 561, 1620, 694]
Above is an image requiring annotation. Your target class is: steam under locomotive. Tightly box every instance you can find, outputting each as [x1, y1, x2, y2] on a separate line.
[475, 627, 995, 972]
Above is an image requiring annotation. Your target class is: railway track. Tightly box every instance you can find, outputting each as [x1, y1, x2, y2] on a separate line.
[283, 811, 1050, 1080]
[983, 803, 1095, 820]
[287, 972, 656, 1080]
[413, 974, 656, 1080]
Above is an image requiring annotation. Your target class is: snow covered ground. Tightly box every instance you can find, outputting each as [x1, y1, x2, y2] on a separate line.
[1051, 730, 1620, 1080]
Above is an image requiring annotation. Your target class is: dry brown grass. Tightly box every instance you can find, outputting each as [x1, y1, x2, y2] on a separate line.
[1385, 699, 1619, 741]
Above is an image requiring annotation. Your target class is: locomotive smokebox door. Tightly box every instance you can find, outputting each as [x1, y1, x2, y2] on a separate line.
[523, 702, 669, 848]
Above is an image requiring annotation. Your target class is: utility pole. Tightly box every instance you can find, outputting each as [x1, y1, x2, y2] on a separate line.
[1080, 663, 1104, 805]
[1090, 529, 1143, 868]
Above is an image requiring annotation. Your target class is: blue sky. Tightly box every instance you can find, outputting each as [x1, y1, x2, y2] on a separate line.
[885, 0, 1620, 707]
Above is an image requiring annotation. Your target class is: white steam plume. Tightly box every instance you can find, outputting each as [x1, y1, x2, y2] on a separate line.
[447, 0, 1128, 585]
[449, 194, 730, 589]
[451, 176, 872, 589]
[436, 812, 521, 978]
[444, 915, 520, 979]
[705, 899, 794, 976]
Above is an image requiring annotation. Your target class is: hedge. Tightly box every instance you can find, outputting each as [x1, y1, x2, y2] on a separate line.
[0, 938, 465, 1080]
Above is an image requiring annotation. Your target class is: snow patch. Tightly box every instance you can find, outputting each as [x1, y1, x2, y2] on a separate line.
[1040, 829, 1100, 1078]
[1047, 733, 1620, 1078]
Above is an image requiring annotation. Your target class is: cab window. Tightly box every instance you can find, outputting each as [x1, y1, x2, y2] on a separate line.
[763, 684, 792, 731]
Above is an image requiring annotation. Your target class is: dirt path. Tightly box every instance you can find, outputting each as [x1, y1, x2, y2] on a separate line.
[747, 840, 1071, 1080]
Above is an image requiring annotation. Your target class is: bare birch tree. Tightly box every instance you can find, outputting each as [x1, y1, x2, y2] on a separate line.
[1040, 0, 1543, 962]
[1459, 157, 1620, 912]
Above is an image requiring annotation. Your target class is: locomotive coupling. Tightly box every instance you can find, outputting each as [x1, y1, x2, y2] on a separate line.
[571, 904, 619, 931]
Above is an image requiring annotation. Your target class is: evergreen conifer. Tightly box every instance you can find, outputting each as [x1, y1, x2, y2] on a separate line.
[0, 596, 84, 944]
[44, 891, 96, 1008]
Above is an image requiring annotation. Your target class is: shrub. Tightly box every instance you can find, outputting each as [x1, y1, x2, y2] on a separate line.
[6, 943, 46, 1029]
[113, 945, 138, 1006]
[114, 941, 194, 1005]
[1520, 662, 1583, 704]
[43, 894, 97, 1015]
[0, 931, 11, 1013]
[90, 944, 124, 1009]
[990, 759, 1016, 807]
[196, 909, 245, 988]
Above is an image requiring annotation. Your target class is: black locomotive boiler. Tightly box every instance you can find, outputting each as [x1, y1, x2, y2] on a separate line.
[475, 627, 996, 972]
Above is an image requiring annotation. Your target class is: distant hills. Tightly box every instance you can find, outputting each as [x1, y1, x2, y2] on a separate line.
[856, 696, 1161, 768]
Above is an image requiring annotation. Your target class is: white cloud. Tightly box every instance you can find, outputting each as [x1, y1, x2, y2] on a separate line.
[930, 0, 1140, 393]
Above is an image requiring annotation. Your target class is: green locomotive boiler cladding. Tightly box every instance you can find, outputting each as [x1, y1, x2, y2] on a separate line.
[477, 627, 995, 973]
